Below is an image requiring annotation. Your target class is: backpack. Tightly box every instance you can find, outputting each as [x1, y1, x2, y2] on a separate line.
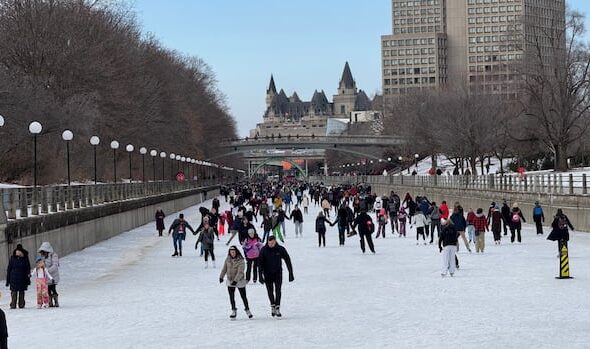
[533, 206, 543, 216]
[557, 216, 568, 230]
[366, 219, 374, 233]
[511, 212, 521, 223]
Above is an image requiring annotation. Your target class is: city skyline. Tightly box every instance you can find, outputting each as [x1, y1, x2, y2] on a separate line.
[135, 0, 590, 136]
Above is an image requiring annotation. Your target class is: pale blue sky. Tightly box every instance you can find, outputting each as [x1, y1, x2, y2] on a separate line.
[134, 0, 590, 137]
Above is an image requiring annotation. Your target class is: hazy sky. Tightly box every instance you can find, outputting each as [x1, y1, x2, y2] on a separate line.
[135, 0, 590, 137]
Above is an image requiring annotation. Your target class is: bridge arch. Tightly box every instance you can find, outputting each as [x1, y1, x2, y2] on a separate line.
[251, 158, 307, 178]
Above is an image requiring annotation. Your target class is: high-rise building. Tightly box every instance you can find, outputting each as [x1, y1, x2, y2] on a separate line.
[381, 0, 565, 96]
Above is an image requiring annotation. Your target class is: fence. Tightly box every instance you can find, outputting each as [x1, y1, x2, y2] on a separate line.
[312, 173, 590, 196]
[1, 179, 222, 221]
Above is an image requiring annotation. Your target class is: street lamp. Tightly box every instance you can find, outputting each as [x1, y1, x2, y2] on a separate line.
[160, 152, 166, 181]
[140, 147, 147, 182]
[150, 150, 157, 181]
[28, 121, 42, 187]
[61, 130, 74, 185]
[110, 140, 119, 183]
[169, 153, 175, 178]
[0, 115, 4, 127]
[175, 155, 181, 172]
[414, 153, 419, 170]
[126, 144, 134, 182]
[90, 136, 100, 184]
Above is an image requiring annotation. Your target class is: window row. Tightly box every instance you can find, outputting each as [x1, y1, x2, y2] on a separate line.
[384, 47, 436, 56]
[383, 37, 437, 46]
[384, 67, 438, 75]
[384, 77, 438, 85]
[394, 25, 442, 34]
[384, 57, 438, 65]
[467, 5, 523, 14]
[467, 24, 522, 33]
[394, 16, 441, 25]
[393, 0, 441, 8]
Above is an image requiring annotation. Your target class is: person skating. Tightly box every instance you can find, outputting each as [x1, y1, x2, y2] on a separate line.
[533, 201, 545, 235]
[242, 229, 263, 282]
[489, 205, 503, 244]
[336, 204, 349, 245]
[414, 209, 428, 245]
[398, 207, 407, 237]
[291, 205, 304, 238]
[276, 206, 291, 239]
[6, 244, 31, 309]
[31, 256, 52, 308]
[440, 201, 450, 220]
[38, 242, 60, 307]
[260, 214, 273, 243]
[196, 221, 216, 268]
[302, 195, 310, 214]
[428, 202, 442, 244]
[509, 204, 526, 243]
[439, 219, 458, 277]
[155, 208, 166, 237]
[388, 192, 401, 233]
[352, 209, 376, 254]
[466, 208, 476, 244]
[450, 205, 471, 252]
[547, 209, 575, 257]
[501, 200, 511, 236]
[315, 211, 335, 247]
[258, 236, 294, 318]
[375, 208, 388, 239]
[473, 208, 488, 253]
[168, 213, 195, 257]
[219, 246, 252, 319]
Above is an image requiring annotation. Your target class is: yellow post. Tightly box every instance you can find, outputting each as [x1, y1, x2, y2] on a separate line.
[557, 242, 573, 279]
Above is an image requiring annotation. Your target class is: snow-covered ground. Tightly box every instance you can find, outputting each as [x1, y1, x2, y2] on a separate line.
[4, 197, 590, 348]
[399, 155, 513, 176]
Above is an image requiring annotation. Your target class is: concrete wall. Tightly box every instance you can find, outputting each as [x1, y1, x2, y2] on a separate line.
[1, 186, 218, 274]
[315, 176, 590, 232]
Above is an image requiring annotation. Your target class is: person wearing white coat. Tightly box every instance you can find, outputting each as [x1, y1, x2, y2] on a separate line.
[38, 242, 60, 307]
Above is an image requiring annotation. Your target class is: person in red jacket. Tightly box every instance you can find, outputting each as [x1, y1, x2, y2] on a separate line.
[440, 201, 450, 220]
[472, 208, 489, 253]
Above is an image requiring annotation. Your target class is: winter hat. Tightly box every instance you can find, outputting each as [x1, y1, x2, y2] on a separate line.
[35, 256, 43, 263]
[476, 208, 483, 214]
[268, 236, 276, 241]
[490, 202, 496, 208]
[512, 203, 519, 209]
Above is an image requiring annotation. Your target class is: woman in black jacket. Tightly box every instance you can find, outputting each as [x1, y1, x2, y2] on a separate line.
[315, 211, 335, 247]
[547, 209, 575, 256]
[155, 208, 165, 237]
[6, 244, 31, 309]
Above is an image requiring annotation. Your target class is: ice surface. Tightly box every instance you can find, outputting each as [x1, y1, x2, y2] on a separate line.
[3, 196, 590, 348]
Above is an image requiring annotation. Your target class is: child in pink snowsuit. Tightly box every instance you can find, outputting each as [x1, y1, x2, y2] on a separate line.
[242, 229, 263, 282]
[31, 257, 52, 309]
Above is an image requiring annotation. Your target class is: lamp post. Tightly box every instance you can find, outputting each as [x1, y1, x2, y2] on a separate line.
[28, 121, 43, 187]
[160, 152, 166, 181]
[181, 157, 186, 176]
[175, 155, 181, 172]
[414, 153, 419, 172]
[126, 144, 134, 182]
[169, 153, 175, 179]
[90, 136, 100, 184]
[150, 150, 157, 181]
[110, 140, 119, 183]
[140, 147, 147, 182]
[0, 115, 4, 127]
[61, 130, 74, 185]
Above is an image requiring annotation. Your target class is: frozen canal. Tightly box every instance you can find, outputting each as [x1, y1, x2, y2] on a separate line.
[4, 197, 590, 348]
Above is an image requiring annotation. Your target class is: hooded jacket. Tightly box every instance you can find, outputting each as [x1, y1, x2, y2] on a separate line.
[219, 254, 247, 288]
[38, 242, 59, 285]
[6, 246, 31, 291]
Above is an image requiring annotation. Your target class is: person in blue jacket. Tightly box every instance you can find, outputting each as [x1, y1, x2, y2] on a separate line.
[533, 201, 545, 235]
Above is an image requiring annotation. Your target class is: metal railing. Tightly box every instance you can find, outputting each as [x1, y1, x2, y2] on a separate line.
[1, 179, 224, 221]
[312, 173, 590, 196]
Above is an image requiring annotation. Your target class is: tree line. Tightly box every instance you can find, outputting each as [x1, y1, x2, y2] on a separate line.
[0, 0, 238, 184]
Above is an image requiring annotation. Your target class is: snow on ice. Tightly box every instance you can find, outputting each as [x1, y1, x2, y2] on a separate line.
[3, 196, 590, 348]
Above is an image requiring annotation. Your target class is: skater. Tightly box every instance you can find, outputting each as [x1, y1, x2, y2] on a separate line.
[276, 206, 291, 238]
[196, 220, 217, 268]
[533, 201, 545, 235]
[302, 194, 310, 214]
[38, 242, 60, 308]
[321, 197, 331, 218]
[6, 244, 31, 309]
[450, 205, 471, 252]
[440, 201, 450, 220]
[489, 205, 503, 244]
[315, 211, 335, 247]
[388, 192, 401, 233]
[439, 219, 458, 277]
[398, 207, 407, 237]
[336, 204, 349, 245]
[428, 202, 442, 244]
[258, 236, 294, 318]
[473, 208, 488, 253]
[155, 208, 165, 237]
[219, 246, 252, 319]
[31, 256, 52, 308]
[466, 208, 476, 244]
[291, 205, 304, 238]
[352, 209, 376, 254]
[501, 200, 511, 236]
[414, 209, 428, 244]
[260, 214, 273, 243]
[509, 204, 526, 243]
[168, 213, 195, 257]
[547, 209, 574, 257]
[375, 208, 388, 239]
[242, 229, 263, 282]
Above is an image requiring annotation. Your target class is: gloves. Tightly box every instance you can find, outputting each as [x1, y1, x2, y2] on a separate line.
[288, 274, 294, 282]
[219, 278, 224, 284]
[230, 281, 237, 286]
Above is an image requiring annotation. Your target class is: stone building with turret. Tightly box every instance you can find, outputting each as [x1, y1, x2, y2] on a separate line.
[250, 62, 381, 138]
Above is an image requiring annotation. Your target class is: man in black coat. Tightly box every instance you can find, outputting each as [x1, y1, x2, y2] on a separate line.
[352, 209, 376, 254]
[258, 236, 294, 318]
[501, 201, 511, 236]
